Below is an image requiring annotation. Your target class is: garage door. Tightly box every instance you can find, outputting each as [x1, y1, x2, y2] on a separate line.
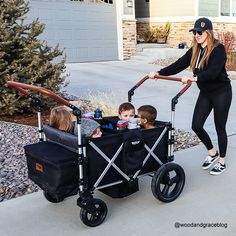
[27, 0, 118, 63]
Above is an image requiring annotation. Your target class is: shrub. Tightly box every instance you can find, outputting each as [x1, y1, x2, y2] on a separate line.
[142, 30, 157, 43]
[137, 22, 171, 44]
[155, 22, 171, 40]
[217, 31, 236, 71]
[0, 0, 67, 115]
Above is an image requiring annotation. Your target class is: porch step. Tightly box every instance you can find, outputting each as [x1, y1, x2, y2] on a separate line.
[136, 43, 168, 52]
[131, 46, 187, 63]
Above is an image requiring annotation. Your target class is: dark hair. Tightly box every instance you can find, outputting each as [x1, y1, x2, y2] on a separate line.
[138, 105, 157, 123]
[118, 102, 135, 114]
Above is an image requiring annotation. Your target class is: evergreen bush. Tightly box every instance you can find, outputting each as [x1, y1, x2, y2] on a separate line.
[0, 0, 67, 115]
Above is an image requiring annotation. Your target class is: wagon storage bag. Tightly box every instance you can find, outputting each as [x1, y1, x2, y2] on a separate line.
[24, 141, 79, 200]
[121, 129, 145, 175]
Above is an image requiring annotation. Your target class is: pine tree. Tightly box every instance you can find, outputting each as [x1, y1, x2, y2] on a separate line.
[0, 0, 66, 115]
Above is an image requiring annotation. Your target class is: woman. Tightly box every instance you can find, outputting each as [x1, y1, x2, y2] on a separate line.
[149, 17, 232, 175]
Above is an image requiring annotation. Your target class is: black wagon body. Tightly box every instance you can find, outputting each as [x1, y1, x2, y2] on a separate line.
[7, 75, 191, 227]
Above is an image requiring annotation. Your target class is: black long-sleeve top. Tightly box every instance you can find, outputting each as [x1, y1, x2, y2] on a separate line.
[158, 43, 231, 93]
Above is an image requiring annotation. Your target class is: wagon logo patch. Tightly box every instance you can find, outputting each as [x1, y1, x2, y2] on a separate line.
[200, 22, 205, 28]
[35, 163, 43, 172]
[131, 141, 140, 145]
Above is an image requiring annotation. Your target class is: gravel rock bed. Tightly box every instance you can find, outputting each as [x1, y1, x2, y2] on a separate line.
[152, 57, 179, 67]
[0, 121, 200, 202]
[0, 122, 39, 202]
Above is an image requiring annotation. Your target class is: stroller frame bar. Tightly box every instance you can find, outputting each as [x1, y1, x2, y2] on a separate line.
[88, 142, 130, 188]
[95, 180, 124, 190]
[132, 127, 168, 179]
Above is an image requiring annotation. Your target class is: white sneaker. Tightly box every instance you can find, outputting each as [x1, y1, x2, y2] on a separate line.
[210, 162, 226, 175]
[202, 152, 219, 170]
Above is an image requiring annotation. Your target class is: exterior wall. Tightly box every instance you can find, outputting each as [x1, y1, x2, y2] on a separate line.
[123, 0, 133, 15]
[122, 0, 136, 59]
[137, 21, 236, 49]
[123, 19, 137, 59]
[167, 22, 194, 48]
[150, 0, 195, 17]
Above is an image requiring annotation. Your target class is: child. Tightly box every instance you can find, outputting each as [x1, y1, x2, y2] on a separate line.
[116, 102, 135, 130]
[118, 102, 135, 121]
[75, 118, 102, 138]
[49, 106, 102, 138]
[137, 105, 157, 129]
[49, 105, 74, 132]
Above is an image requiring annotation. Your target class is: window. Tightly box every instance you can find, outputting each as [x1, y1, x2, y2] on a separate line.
[232, 0, 236, 15]
[89, 0, 113, 3]
[70, 0, 113, 3]
[199, 0, 236, 17]
[221, 0, 230, 16]
[199, 0, 218, 17]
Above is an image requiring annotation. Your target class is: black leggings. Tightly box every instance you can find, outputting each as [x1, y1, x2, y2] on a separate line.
[192, 85, 232, 157]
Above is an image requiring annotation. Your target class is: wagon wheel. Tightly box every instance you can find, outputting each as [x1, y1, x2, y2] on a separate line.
[80, 198, 107, 227]
[151, 162, 185, 202]
[43, 191, 64, 203]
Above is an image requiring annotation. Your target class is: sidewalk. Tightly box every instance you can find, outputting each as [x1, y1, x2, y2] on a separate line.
[0, 136, 236, 236]
[1, 47, 236, 236]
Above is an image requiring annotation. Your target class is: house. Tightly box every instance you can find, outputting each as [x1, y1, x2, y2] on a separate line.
[26, 0, 137, 63]
[135, 0, 236, 48]
[26, 0, 236, 63]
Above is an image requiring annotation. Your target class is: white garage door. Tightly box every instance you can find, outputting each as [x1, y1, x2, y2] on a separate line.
[27, 0, 118, 63]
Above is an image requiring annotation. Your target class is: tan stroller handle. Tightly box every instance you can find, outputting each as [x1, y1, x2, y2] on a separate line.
[128, 75, 192, 103]
[7, 81, 70, 107]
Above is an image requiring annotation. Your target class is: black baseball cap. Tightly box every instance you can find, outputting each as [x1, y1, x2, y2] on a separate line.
[189, 17, 213, 32]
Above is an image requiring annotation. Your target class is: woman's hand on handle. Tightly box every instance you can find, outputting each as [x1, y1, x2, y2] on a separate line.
[182, 76, 197, 84]
[149, 71, 159, 79]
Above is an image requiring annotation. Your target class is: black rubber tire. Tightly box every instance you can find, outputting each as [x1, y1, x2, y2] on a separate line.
[80, 198, 107, 227]
[43, 191, 64, 203]
[151, 162, 185, 202]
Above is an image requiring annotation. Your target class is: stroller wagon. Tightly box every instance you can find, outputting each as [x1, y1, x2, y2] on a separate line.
[7, 75, 191, 227]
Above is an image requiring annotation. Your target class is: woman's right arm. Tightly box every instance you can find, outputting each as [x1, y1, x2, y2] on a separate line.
[149, 48, 192, 79]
